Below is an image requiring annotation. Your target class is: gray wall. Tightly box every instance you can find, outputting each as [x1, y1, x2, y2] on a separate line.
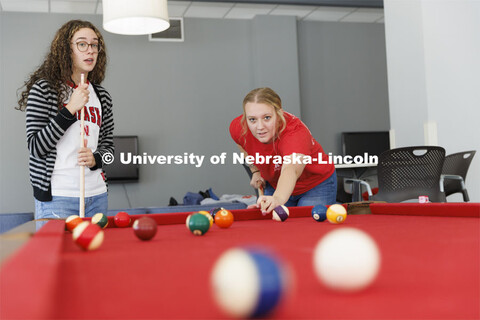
[298, 22, 389, 155]
[0, 12, 389, 213]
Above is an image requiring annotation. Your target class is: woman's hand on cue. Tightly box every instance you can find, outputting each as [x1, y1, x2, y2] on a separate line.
[255, 195, 282, 215]
[78, 139, 96, 168]
[249, 171, 265, 190]
[66, 83, 89, 115]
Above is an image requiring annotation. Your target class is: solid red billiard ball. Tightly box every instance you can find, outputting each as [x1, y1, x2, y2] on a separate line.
[133, 217, 157, 241]
[114, 211, 131, 228]
[214, 209, 234, 228]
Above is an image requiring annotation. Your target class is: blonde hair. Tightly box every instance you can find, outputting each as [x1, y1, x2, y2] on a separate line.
[240, 87, 286, 140]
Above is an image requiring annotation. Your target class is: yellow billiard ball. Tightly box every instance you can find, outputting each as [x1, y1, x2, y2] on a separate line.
[326, 204, 347, 224]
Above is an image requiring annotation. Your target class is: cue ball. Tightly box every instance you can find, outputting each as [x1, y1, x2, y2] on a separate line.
[312, 205, 327, 222]
[133, 217, 157, 241]
[114, 211, 131, 228]
[211, 247, 287, 318]
[326, 204, 347, 224]
[272, 205, 289, 222]
[313, 228, 381, 292]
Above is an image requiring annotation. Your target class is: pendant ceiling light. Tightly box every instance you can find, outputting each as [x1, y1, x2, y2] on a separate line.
[103, 0, 170, 35]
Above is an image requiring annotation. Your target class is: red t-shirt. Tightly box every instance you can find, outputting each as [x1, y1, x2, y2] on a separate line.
[230, 112, 335, 195]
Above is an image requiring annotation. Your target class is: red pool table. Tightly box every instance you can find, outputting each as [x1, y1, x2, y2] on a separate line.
[1, 203, 479, 319]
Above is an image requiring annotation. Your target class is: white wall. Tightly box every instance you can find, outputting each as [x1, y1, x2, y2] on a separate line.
[384, 0, 480, 201]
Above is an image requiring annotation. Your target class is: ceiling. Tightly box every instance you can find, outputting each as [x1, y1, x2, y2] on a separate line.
[0, 0, 384, 23]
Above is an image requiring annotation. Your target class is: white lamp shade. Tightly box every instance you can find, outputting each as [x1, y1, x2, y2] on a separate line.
[103, 0, 170, 35]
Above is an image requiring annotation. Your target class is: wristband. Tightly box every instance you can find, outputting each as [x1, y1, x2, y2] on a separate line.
[251, 170, 260, 175]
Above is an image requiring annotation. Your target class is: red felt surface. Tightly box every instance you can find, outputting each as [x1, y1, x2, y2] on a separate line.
[371, 202, 480, 217]
[0, 220, 65, 319]
[1, 205, 479, 319]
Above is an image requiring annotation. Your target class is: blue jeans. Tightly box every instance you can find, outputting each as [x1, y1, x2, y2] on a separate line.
[264, 171, 337, 207]
[35, 192, 108, 220]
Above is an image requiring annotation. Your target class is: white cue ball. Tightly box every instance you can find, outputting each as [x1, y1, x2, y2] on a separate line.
[313, 228, 381, 292]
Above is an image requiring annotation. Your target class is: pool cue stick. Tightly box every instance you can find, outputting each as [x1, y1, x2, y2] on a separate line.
[79, 73, 85, 218]
[258, 185, 267, 213]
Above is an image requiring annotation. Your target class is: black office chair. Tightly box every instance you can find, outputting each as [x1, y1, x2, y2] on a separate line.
[441, 150, 476, 202]
[347, 146, 446, 203]
[336, 169, 356, 203]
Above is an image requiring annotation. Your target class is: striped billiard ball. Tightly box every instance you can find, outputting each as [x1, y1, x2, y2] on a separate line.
[72, 221, 104, 251]
[272, 205, 289, 222]
[198, 211, 214, 227]
[211, 247, 287, 318]
[209, 207, 223, 221]
[65, 215, 83, 232]
[92, 213, 109, 229]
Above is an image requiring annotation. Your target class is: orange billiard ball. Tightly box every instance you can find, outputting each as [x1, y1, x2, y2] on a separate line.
[214, 209, 234, 228]
[65, 215, 83, 232]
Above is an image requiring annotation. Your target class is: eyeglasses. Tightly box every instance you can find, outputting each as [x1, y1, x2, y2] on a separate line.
[72, 41, 101, 53]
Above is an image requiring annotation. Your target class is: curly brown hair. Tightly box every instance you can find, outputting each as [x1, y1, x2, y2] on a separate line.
[16, 20, 107, 111]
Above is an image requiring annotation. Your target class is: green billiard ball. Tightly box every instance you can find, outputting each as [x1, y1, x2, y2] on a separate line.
[186, 213, 210, 236]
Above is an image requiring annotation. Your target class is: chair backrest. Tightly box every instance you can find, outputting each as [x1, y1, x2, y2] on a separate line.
[374, 146, 446, 202]
[442, 150, 476, 196]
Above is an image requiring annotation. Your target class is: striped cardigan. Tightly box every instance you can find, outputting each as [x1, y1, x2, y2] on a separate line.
[25, 79, 115, 201]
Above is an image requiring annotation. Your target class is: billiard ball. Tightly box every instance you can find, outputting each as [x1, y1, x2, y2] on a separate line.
[313, 228, 381, 292]
[214, 209, 234, 228]
[72, 221, 104, 251]
[326, 204, 347, 224]
[133, 217, 157, 241]
[272, 205, 289, 222]
[91, 213, 109, 229]
[186, 213, 210, 236]
[211, 247, 287, 318]
[114, 211, 131, 228]
[65, 215, 83, 232]
[312, 205, 327, 222]
[209, 207, 223, 220]
[198, 211, 214, 227]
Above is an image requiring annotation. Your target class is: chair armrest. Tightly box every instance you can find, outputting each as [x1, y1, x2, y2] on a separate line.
[440, 174, 466, 193]
[345, 179, 373, 201]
